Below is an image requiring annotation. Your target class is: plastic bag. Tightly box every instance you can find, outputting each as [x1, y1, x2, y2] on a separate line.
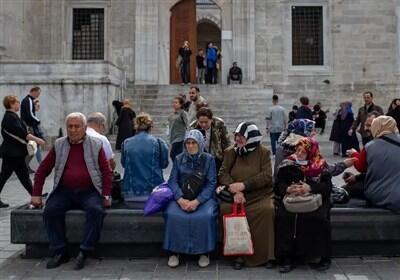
[223, 203, 254, 256]
[143, 182, 173, 216]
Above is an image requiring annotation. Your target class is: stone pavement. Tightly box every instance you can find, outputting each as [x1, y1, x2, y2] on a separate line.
[1, 141, 396, 279]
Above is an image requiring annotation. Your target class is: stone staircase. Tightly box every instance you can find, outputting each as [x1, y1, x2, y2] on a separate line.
[125, 84, 334, 144]
[127, 84, 284, 138]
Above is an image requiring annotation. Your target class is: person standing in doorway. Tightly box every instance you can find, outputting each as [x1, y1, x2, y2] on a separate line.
[349, 91, 383, 146]
[179, 41, 192, 85]
[206, 42, 218, 84]
[196, 49, 206, 84]
[266, 94, 287, 156]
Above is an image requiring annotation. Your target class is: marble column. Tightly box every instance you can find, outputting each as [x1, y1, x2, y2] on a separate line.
[232, 0, 256, 83]
[134, 0, 159, 84]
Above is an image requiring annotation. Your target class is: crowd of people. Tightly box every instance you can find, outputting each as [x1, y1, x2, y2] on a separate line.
[1, 86, 400, 274]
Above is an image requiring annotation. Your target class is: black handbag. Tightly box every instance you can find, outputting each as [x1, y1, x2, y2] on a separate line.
[181, 155, 207, 200]
[216, 154, 237, 203]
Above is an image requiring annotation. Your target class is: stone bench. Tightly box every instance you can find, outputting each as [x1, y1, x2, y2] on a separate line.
[11, 201, 400, 258]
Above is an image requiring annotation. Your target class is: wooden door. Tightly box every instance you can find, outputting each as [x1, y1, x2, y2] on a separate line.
[170, 0, 197, 84]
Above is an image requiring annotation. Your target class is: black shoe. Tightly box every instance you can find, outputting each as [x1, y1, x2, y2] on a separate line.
[74, 251, 87, 270]
[279, 258, 293, 273]
[233, 261, 243, 270]
[46, 252, 69, 269]
[0, 200, 9, 208]
[310, 258, 331, 271]
[265, 260, 277, 269]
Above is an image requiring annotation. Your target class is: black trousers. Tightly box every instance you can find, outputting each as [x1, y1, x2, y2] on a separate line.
[43, 187, 105, 254]
[0, 156, 32, 195]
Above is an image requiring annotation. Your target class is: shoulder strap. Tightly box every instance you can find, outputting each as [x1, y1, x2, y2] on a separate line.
[3, 129, 27, 144]
[381, 135, 400, 148]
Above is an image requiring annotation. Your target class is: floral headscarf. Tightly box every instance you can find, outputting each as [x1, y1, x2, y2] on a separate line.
[289, 137, 327, 178]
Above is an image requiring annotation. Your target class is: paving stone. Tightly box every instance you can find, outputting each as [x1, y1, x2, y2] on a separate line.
[120, 272, 154, 280]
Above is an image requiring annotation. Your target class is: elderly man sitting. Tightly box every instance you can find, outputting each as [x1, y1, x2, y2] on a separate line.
[86, 112, 115, 170]
[31, 112, 112, 270]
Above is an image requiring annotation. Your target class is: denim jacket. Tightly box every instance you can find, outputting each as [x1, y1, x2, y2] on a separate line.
[121, 131, 169, 197]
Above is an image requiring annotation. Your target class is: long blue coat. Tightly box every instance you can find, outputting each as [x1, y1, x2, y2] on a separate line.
[163, 130, 218, 254]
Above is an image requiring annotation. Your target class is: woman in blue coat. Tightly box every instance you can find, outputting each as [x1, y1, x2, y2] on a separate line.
[164, 129, 218, 268]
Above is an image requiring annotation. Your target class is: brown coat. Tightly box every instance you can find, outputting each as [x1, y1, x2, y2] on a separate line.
[218, 145, 275, 266]
[352, 103, 383, 137]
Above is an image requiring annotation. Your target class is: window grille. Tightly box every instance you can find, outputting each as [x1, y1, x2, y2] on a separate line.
[292, 6, 323, 65]
[72, 8, 104, 60]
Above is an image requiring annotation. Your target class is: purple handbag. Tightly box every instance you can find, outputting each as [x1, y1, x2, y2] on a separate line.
[143, 182, 173, 216]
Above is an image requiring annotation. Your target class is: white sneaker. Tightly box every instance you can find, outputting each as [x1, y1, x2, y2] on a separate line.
[198, 254, 210, 268]
[168, 255, 180, 268]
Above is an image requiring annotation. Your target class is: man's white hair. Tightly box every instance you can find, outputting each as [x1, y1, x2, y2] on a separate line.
[65, 112, 87, 126]
[87, 112, 106, 125]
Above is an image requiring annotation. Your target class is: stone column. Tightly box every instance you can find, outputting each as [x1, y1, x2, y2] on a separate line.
[232, 0, 256, 83]
[220, 0, 233, 85]
[134, 0, 159, 84]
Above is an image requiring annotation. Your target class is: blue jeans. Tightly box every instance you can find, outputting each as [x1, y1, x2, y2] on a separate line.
[270, 132, 282, 155]
[43, 187, 105, 254]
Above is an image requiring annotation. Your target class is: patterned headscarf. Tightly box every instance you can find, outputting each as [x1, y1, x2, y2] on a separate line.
[371, 116, 399, 138]
[234, 122, 262, 156]
[287, 119, 316, 137]
[290, 137, 326, 178]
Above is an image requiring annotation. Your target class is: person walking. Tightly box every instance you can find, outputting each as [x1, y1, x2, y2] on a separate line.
[20, 86, 43, 173]
[0, 95, 45, 208]
[266, 94, 287, 156]
[169, 96, 188, 161]
[349, 91, 383, 146]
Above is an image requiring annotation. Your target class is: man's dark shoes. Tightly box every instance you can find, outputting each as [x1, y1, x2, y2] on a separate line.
[279, 259, 293, 273]
[0, 200, 9, 208]
[310, 258, 331, 271]
[265, 260, 277, 269]
[74, 251, 87, 270]
[232, 257, 244, 270]
[46, 252, 69, 269]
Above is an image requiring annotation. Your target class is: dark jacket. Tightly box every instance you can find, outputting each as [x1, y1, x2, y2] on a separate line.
[296, 106, 313, 120]
[387, 106, 400, 131]
[228, 66, 242, 82]
[179, 47, 192, 62]
[352, 103, 383, 137]
[20, 95, 40, 127]
[116, 107, 136, 150]
[0, 111, 29, 157]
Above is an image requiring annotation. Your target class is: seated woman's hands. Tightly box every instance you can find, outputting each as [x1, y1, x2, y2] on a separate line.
[287, 181, 311, 196]
[177, 198, 200, 212]
[233, 192, 246, 204]
[228, 182, 245, 194]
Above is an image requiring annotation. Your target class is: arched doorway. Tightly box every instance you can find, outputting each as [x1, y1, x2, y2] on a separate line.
[170, 0, 222, 84]
[197, 19, 221, 83]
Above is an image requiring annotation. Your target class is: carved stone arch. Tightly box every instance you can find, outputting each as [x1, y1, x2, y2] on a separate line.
[197, 15, 221, 29]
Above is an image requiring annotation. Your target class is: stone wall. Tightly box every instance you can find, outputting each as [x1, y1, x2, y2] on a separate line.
[0, 0, 399, 112]
[0, 61, 124, 141]
[255, 0, 399, 112]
